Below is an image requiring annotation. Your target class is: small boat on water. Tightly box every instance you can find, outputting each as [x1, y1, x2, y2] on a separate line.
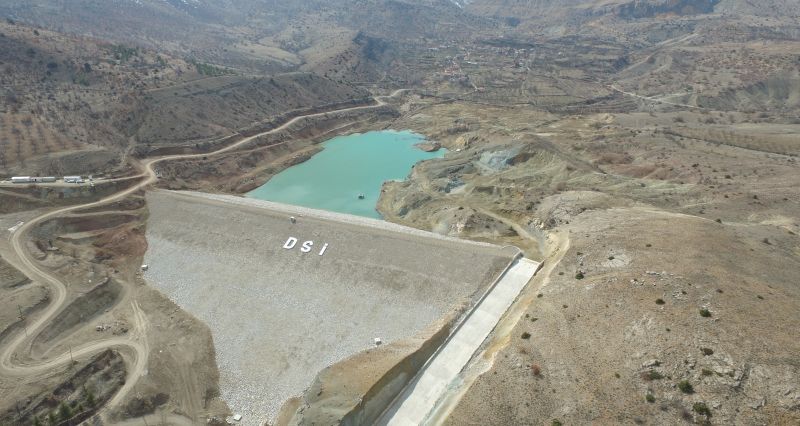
[358, 194, 366, 200]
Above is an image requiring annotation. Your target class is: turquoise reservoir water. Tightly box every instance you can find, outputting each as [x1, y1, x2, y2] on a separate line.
[247, 130, 445, 218]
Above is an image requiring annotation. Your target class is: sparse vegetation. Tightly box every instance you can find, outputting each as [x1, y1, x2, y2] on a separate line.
[693, 402, 712, 417]
[109, 44, 138, 62]
[699, 308, 712, 318]
[642, 370, 664, 381]
[190, 60, 230, 76]
[645, 393, 655, 403]
[678, 380, 694, 394]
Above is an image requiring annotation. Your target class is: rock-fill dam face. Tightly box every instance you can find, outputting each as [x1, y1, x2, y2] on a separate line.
[143, 190, 513, 425]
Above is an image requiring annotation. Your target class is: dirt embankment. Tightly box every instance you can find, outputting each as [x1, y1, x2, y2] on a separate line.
[280, 310, 460, 426]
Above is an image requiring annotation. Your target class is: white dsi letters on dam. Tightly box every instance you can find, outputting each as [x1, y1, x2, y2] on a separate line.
[283, 237, 329, 256]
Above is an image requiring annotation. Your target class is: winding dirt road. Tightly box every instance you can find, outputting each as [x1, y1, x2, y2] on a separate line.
[0, 90, 406, 422]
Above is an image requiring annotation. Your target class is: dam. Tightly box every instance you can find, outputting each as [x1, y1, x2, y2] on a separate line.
[142, 190, 522, 424]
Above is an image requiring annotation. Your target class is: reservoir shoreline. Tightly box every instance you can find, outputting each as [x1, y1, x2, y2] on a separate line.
[247, 130, 445, 219]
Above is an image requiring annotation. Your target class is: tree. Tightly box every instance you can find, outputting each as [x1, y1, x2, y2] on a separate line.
[85, 389, 96, 407]
[58, 402, 72, 423]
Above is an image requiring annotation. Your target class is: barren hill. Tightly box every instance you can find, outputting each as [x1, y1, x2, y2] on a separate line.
[0, 20, 367, 177]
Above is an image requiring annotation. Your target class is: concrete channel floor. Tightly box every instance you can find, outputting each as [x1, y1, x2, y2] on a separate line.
[377, 258, 541, 426]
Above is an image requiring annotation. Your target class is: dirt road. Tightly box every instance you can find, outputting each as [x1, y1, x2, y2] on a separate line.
[0, 90, 407, 423]
[608, 84, 705, 110]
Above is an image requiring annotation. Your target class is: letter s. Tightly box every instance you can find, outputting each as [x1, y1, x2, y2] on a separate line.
[301, 241, 314, 253]
[283, 237, 297, 249]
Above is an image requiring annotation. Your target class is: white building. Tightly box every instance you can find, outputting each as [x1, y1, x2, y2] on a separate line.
[32, 177, 56, 183]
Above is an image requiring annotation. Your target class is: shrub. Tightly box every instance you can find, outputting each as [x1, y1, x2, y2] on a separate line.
[655, 298, 665, 305]
[575, 271, 585, 280]
[608, 256, 615, 260]
[699, 308, 712, 318]
[552, 420, 563, 426]
[701, 347, 714, 356]
[701, 369, 714, 376]
[521, 332, 531, 340]
[531, 364, 541, 376]
[678, 380, 694, 394]
[642, 370, 664, 381]
[646, 393, 655, 403]
[58, 402, 72, 422]
[693, 402, 712, 417]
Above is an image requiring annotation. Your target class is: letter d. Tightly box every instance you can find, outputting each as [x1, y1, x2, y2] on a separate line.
[283, 237, 297, 249]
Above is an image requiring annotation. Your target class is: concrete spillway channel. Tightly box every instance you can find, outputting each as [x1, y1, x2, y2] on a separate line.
[377, 257, 541, 426]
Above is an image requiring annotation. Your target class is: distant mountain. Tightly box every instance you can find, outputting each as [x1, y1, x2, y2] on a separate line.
[465, 0, 800, 21]
[0, 0, 489, 72]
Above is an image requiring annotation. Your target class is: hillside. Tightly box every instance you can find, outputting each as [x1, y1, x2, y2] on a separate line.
[0, 0, 492, 74]
[0, 20, 367, 176]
